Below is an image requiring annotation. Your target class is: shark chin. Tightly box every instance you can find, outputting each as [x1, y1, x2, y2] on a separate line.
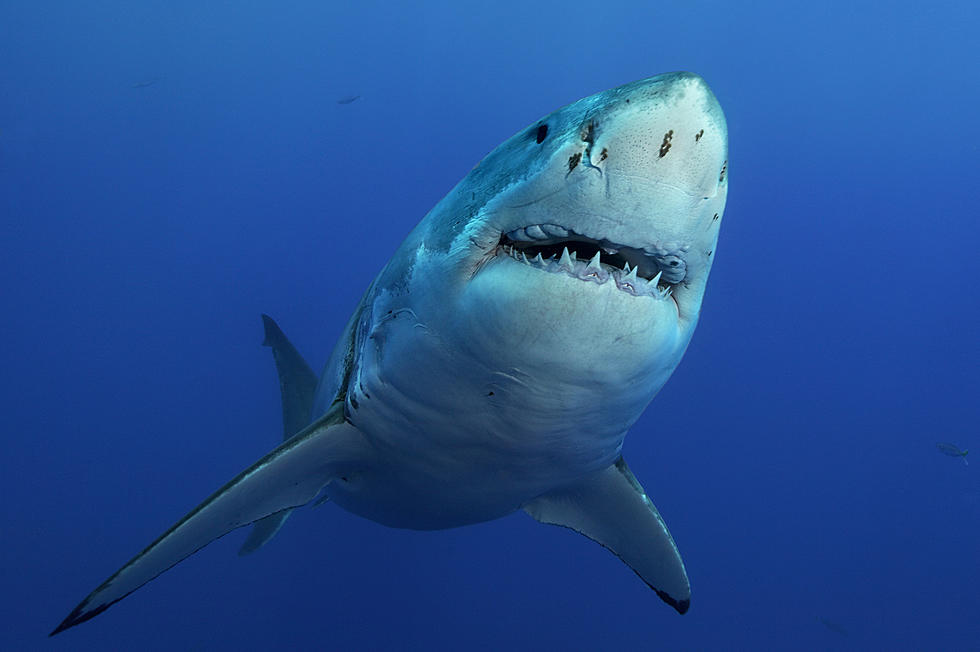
[51, 71, 727, 635]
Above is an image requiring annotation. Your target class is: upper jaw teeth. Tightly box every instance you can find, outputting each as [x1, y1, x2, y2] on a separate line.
[500, 244, 673, 299]
[505, 224, 569, 241]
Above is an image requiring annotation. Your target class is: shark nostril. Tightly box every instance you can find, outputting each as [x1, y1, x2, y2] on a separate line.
[535, 124, 549, 144]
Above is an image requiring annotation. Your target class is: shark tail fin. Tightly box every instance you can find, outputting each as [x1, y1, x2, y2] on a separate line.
[238, 513, 290, 556]
[50, 402, 362, 636]
[523, 456, 691, 614]
[238, 315, 320, 556]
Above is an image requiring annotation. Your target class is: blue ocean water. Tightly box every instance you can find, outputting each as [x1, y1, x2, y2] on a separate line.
[2, 1, 978, 649]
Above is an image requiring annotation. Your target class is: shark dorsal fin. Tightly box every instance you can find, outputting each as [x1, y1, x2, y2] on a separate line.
[240, 315, 320, 555]
[261, 313, 318, 441]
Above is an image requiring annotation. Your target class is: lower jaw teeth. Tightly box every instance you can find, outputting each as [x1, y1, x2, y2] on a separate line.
[504, 246, 671, 298]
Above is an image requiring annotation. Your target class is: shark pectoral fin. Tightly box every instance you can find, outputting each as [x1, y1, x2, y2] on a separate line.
[523, 456, 690, 614]
[238, 512, 291, 556]
[51, 402, 362, 636]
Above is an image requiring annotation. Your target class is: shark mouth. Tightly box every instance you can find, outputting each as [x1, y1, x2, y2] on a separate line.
[497, 225, 682, 299]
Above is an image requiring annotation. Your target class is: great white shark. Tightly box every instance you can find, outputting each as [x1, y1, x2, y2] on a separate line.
[52, 71, 728, 635]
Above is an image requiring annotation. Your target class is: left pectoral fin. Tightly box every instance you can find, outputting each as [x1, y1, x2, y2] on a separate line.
[523, 457, 691, 614]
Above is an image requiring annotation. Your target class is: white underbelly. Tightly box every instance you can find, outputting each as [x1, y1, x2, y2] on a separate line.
[323, 310, 664, 529]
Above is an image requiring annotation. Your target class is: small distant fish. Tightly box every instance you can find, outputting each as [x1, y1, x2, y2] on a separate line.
[132, 78, 161, 89]
[336, 94, 361, 105]
[817, 616, 848, 636]
[936, 442, 969, 465]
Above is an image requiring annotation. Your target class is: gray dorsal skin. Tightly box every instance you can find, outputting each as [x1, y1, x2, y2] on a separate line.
[238, 315, 320, 556]
[52, 72, 728, 635]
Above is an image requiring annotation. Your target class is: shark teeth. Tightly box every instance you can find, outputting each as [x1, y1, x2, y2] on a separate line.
[506, 224, 570, 242]
[541, 225, 569, 238]
[558, 247, 574, 272]
[504, 243, 673, 299]
[582, 251, 608, 282]
[617, 266, 640, 294]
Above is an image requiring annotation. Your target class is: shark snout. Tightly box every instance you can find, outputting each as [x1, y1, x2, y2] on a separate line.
[596, 73, 728, 201]
[570, 74, 728, 263]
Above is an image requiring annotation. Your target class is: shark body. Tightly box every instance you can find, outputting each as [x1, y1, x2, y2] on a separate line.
[53, 71, 728, 635]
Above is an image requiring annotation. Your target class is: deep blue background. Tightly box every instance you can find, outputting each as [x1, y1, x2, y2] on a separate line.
[2, 2, 978, 650]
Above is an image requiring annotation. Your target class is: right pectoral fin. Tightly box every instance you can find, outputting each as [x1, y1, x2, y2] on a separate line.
[523, 456, 691, 614]
[51, 402, 363, 636]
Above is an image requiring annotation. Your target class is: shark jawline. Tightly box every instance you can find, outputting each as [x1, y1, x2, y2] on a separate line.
[496, 229, 682, 297]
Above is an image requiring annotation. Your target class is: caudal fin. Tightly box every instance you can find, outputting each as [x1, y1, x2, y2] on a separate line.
[238, 513, 291, 556]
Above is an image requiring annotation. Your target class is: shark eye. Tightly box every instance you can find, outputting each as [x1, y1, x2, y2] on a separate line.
[535, 124, 549, 144]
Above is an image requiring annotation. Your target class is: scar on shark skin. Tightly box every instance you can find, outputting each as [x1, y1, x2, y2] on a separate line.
[695, 129, 704, 142]
[659, 130, 674, 158]
[567, 152, 582, 175]
[581, 120, 597, 145]
[578, 120, 604, 175]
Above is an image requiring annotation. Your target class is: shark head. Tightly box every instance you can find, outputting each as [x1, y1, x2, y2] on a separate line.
[417, 72, 726, 417]
[349, 71, 730, 514]
[462, 71, 727, 317]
